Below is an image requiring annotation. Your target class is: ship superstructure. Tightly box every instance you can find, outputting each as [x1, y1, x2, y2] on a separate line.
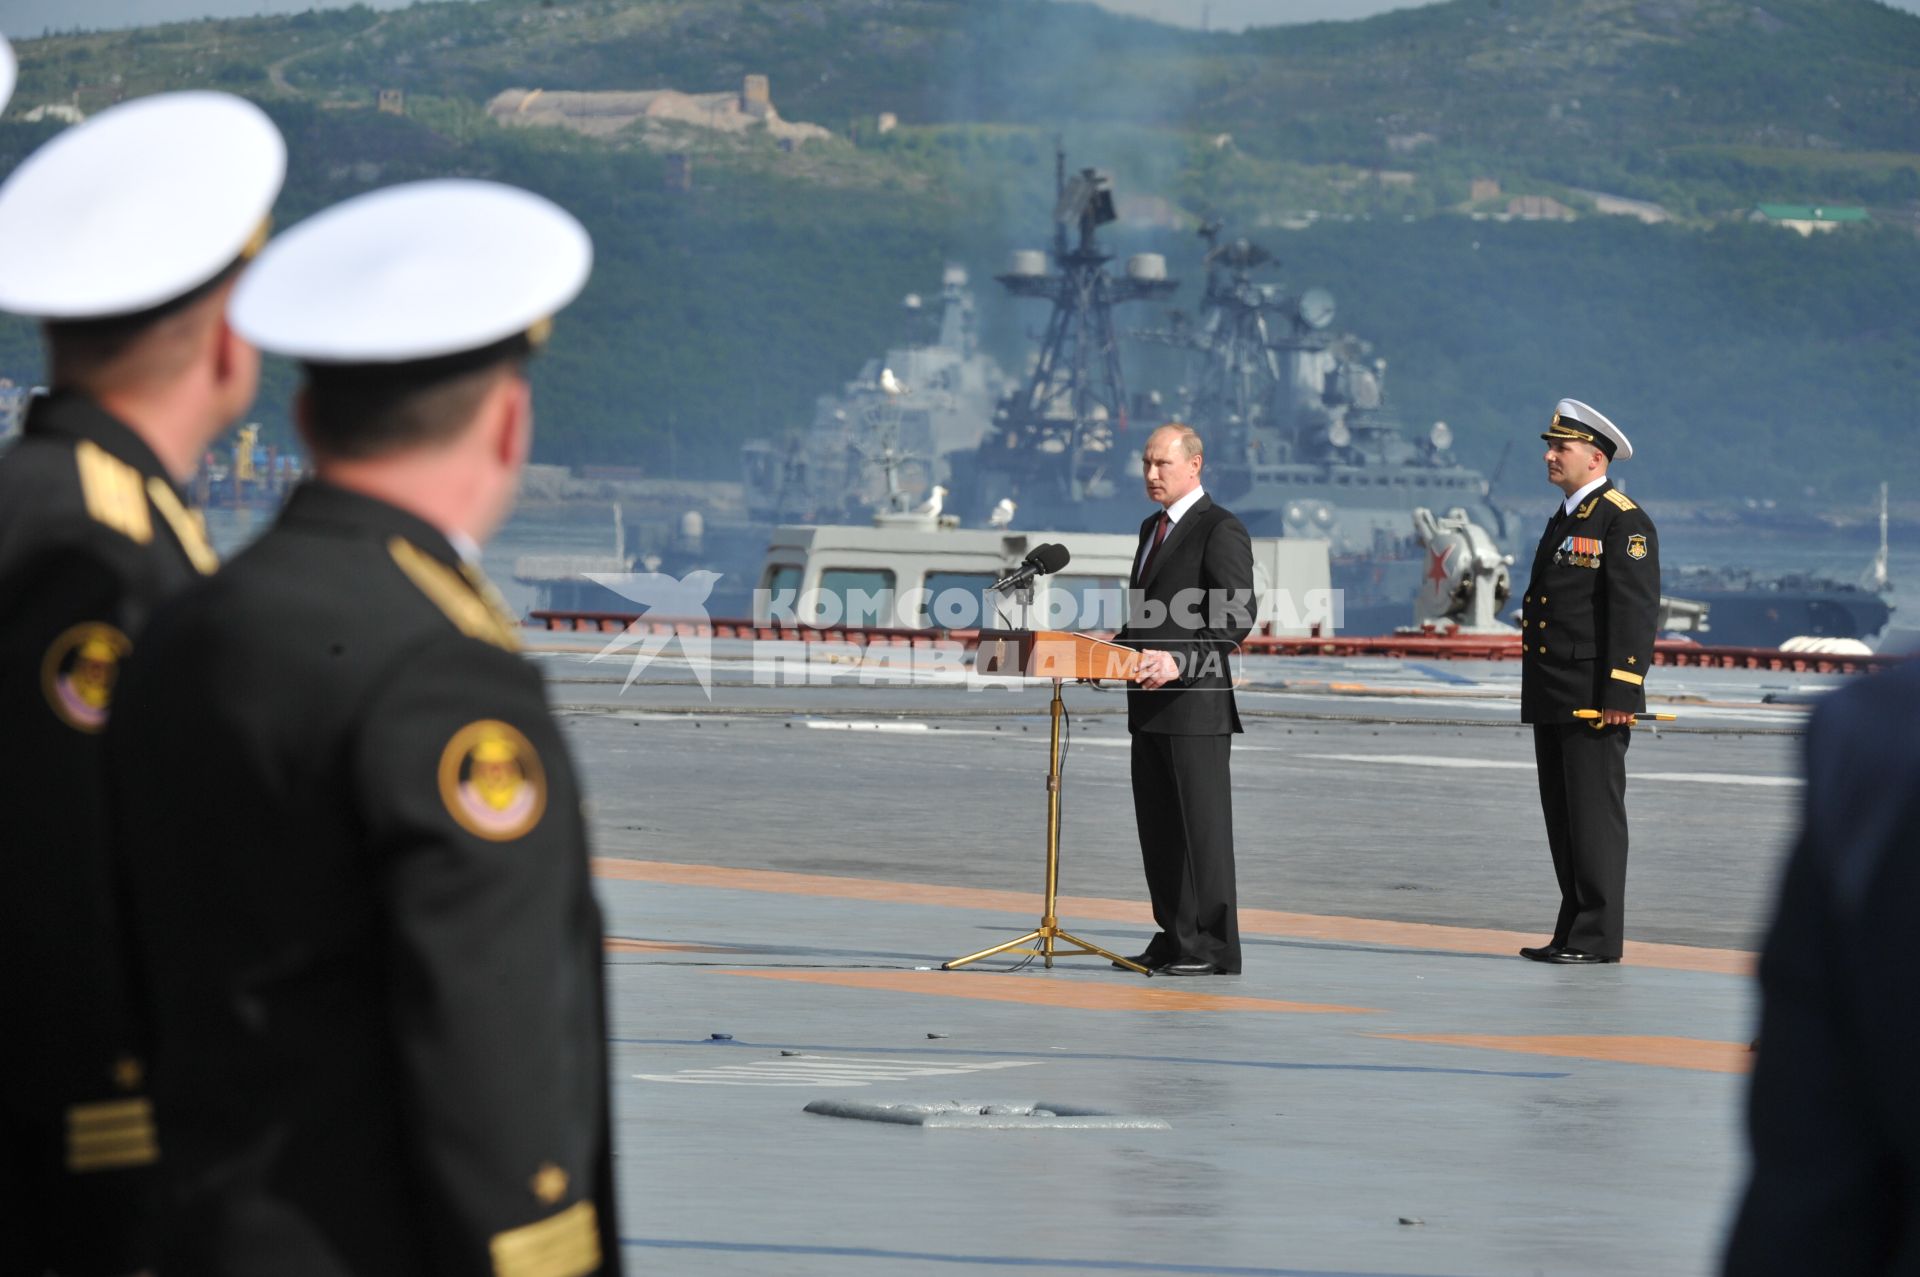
[742, 265, 1010, 523]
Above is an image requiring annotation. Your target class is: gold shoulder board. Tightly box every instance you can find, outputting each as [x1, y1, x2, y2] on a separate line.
[489, 1200, 601, 1277]
[146, 478, 219, 575]
[389, 538, 521, 652]
[1604, 489, 1637, 512]
[75, 441, 154, 545]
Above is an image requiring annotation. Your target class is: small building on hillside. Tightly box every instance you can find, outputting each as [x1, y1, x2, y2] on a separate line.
[1507, 195, 1576, 221]
[1750, 204, 1869, 236]
[1574, 189, 1671, 224]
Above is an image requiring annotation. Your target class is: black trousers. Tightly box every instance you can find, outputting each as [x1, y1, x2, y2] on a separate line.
[1533, 722, 1632, 958]
[1130, 731, 1241, 972]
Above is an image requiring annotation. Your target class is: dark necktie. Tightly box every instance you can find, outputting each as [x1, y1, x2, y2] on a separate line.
[1138, 513, 1171, 582]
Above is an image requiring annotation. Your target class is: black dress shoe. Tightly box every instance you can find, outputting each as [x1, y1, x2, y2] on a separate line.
[1159, 960, 1221, 977]
[1519, 944, 1565, 962]
[1111, 952, 1166, 972]
[1540, 948, 1619, 965]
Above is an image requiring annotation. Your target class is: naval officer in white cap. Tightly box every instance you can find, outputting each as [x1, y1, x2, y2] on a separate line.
[104, 179, 622, 1275]
[0, 89, 283, 1277]
[1516, 398, 1661, 965]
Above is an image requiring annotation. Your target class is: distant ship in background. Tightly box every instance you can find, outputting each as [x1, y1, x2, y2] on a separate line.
[518, 157, 1884, 648]
[1662, 484, 1897, 649]
[747, 152, 1518, 635]
[741, 265, 1012, 525]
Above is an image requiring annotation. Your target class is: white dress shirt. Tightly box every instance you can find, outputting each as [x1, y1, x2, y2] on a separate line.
[1137, 485, 1206, 578]
[1561, 475, 1608, 517]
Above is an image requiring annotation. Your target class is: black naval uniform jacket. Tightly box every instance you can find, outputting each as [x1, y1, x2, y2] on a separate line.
[0, 393, 214, 1272]
[1723, 660, 1920, 1273]
[1116, 494, 1257, 735]
[105, 482, 621, 1277]
[1519, 478, 1660, 723]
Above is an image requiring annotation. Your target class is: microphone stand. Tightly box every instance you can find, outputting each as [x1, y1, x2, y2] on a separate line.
[944, 589, 1151, 977]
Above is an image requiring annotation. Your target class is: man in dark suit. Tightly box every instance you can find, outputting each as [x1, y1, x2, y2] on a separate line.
[1722, 661, 1920, 1274]
[0, 91, 283, 1277]
[1517, 398, 1660, 965]
[1115, 423, 1256, 976]
[104, 181, 621, 1274]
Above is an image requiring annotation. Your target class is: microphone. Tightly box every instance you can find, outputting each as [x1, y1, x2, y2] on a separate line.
[990, 542, 1071, 592]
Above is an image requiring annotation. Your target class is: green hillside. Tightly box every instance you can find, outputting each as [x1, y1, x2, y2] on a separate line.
[2, 0, 1916, 500]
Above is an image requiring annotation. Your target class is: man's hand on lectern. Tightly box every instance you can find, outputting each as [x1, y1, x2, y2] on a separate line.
[1138, 649, 1180, 690]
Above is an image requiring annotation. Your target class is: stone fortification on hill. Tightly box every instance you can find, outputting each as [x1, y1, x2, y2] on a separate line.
[486, 75, 833, 147]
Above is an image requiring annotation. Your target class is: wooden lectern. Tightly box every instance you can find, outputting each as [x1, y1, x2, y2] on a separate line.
[944, 631, 1151, 975]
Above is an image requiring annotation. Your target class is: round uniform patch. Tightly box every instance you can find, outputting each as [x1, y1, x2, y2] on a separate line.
[1627, 533, 1649, 561]
[437, 719, 547, 841]
[41, 622, 132, 733]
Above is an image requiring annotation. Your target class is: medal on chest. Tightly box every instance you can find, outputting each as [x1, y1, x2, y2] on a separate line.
[1555, 536, 1603, 568]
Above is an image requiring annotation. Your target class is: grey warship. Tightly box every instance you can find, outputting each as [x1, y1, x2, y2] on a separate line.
[742, 265, 1011, 524]
[953, 159, 1513, 634]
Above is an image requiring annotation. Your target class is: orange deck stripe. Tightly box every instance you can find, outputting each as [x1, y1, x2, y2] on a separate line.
[1378, 1033, 1753, 1074]
[718, 968, 1375, 1014]
[605, 938, 739, 954]
[593, 859, 1754, 976]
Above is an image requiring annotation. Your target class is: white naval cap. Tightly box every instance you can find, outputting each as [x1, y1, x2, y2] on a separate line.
[230, 178, 593, 365]
[0, 36, 15, 117]
[1542, 397, 1633, 461]
[0, 91, 284, 321]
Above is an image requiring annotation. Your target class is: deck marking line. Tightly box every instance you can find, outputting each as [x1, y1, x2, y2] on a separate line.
[1404, 662, 1480, 687]
[1303, 752, 1799, 787]
[619, 1237, 1460, 1276]
[801, 719, 933, 733]
[714, 968, 1375, 1014]
[1377, 1032, 1753, 1074]
[592, 859, 1757, 975]
[634, 1056, 1044, 1087]
[604, 938, 740, 954]
[611, 1039, 1569, 1079]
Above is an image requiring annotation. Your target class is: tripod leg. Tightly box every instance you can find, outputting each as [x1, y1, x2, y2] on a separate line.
[1053, 929, 1152, 976]
[942, 930, 1044, 971]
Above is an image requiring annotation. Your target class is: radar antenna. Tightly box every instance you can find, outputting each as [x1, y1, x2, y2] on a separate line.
[976, 148, 1178, 510]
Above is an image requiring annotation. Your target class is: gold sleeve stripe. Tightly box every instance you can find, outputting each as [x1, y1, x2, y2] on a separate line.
[69, 1097, 152, 1127]
[1611, 668, 1644, 685]
[146, 478, 220, 575]
[1604, 489, 1637, 511]
[490, 1200, 601, 1277]
[389, 538, 521, 652]
[76, 441, 154, 545]
[65, 1097, 158, 1172]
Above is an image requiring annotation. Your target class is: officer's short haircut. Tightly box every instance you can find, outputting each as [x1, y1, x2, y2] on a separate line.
[300, 335, 531, 460]
[44, 258, 245, 393]
[1152, 421, 1204, 460]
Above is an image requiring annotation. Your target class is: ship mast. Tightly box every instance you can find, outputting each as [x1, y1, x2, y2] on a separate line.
[980, 150, 1177, 507]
